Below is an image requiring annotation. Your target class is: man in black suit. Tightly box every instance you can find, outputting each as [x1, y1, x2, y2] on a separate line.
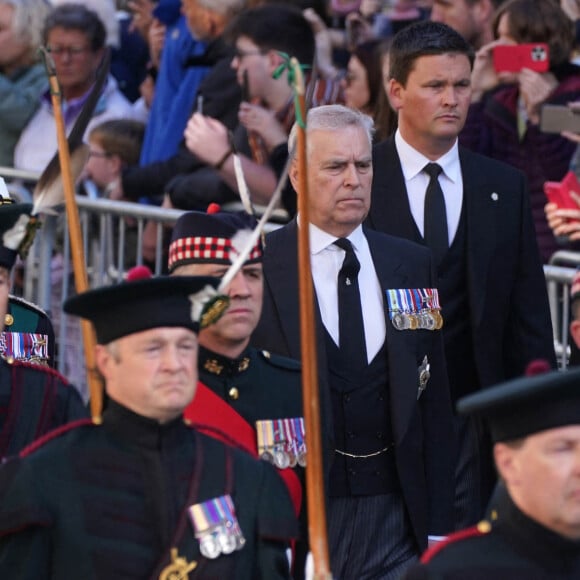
[253, 104, 456, 579]
[368, 21, 556, 523]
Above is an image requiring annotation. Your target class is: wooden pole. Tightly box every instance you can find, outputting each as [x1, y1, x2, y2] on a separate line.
[292, 58, 332, 579]
[42, 51, 102, 420]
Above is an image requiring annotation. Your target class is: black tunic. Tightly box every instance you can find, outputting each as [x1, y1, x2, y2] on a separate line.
[0, 357, 87, 458]
[404, 490, 580, 579]
[0, 401, 297, 579]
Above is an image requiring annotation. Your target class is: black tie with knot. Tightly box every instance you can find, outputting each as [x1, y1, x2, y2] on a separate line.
[423, 162, 449, 266]
[334, 238, 367, 369]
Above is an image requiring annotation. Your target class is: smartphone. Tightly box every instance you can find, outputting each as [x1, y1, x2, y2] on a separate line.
[540, 104, 580, 134]
[493, 43, 549, 73]
[544, 171, 580, 212]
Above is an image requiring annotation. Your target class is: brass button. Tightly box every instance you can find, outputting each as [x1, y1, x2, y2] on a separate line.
[228, 387, 239, 400]
[4, 313, 13, 327]
[477, 520, 491, 533]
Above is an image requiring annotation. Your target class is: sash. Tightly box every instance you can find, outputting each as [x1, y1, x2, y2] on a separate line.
[184, 382, 302, 516]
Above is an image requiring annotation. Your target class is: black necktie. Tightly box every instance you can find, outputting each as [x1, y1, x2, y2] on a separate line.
[334, 238, 367, 369]
[423, 162, 448, 265]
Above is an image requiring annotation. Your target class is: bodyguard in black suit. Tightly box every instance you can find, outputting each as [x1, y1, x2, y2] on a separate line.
[253, 105, 456, 579]
[368, 21, 556, 522]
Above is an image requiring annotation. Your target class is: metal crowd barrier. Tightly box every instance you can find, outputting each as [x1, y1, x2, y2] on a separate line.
[15, 192, 286, 398]
[5, 161, 577, 391]
[545, 250, 580, 369]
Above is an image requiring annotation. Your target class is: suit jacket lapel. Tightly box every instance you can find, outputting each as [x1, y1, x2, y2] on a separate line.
[263, 221, 303, 360]
[459, 147, 498, 327]
[369, 138, 423, 244]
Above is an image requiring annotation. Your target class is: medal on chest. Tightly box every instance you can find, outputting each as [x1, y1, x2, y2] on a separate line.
[188, 494, 246, 560]
[256, 417, 306, 468]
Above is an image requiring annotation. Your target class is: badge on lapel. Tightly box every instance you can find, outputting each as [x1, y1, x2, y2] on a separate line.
[188, 495, 246, 559]
[386, 288, 443, 331]
[418, 356, 430, 400]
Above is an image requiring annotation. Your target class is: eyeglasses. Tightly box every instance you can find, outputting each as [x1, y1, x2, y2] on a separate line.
[233, 46, 266, 60]
[88, 150, 110, 159]
[46, 45, 90, 59]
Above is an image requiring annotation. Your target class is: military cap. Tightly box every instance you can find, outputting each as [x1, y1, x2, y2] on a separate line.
[63, 269, 220, 344]
[0, 178, 33, 271]
[168, 205, 262, 273]
[457, 363, 580, 442]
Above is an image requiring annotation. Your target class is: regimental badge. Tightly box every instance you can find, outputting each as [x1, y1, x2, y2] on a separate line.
[188, 495, 245, 560]
[417, 356, 430, 400]
[256, 417, 306, 469]
[386, 288, 443, 331]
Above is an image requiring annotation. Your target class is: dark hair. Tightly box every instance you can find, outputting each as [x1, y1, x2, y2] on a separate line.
[226, 4, 315, 66]
[89, 119, 145, 167]
[44, 3, 106, 52]
[389, 20, 475, 86]
[350, 39, 397, 141]
[493, 0, 574, 69]
[351, 40, 383, 113]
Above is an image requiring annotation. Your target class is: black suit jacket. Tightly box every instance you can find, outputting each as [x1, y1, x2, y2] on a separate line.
[253, 221, 456, 549]
[368, 138, 556, 388]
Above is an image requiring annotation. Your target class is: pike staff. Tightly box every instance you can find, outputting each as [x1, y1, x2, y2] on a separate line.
[37, 48, 110, 421]
[278, 54, 332, 579]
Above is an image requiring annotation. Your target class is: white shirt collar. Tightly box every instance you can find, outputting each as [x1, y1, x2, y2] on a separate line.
[395, 129, 461, 184]
[308, 222, 365, 255]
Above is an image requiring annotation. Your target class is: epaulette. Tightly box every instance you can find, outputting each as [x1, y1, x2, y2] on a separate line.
[421, 520, 492, 564]
[2, 356, 69, 384]
[8, 294, 49, 317]
[258, 350, 301, 372]
[19, 418, 96, 458]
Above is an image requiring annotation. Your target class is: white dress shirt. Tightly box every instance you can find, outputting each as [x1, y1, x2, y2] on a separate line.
[394, 130, 464, 245]
[309, 223, 386, 363]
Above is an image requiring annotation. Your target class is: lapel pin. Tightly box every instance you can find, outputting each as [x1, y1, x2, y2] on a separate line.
[491, 192, 499, 201]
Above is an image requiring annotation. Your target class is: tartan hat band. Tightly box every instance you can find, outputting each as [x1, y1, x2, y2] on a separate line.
[168, 235, 262, 272]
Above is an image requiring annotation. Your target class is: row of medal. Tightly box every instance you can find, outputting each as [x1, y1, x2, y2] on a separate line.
[0, 331, 49, 364]
[256, 417, 306, 469]
[188, 494, 246, 560]
[386, 288, 443, 331]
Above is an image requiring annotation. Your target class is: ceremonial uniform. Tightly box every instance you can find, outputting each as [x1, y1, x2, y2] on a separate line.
[404, 364, 580, 580]
[0, 356, 87, 459]
[0, 400, 297, 579]
[1, 295, 56, 367]
[195, 345, 302, 425]
[404, 489, 580, 579]
[188, 345, 304, 519]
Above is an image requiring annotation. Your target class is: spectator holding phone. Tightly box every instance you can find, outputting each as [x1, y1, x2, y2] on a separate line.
[544, 101, 580, 240]
[460, 0, 580, 263]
